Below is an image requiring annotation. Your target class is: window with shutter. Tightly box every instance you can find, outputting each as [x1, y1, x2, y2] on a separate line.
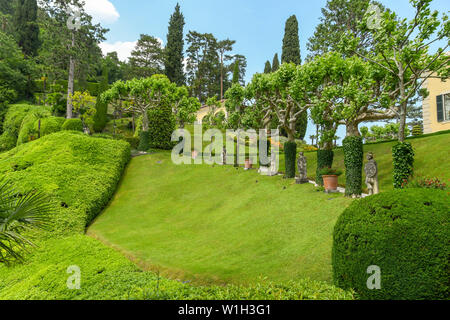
[444, 94, 450, 121]
[437, 95, 444, 122]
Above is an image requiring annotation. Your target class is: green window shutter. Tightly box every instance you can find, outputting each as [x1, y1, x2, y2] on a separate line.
[437, 95, 444, 122]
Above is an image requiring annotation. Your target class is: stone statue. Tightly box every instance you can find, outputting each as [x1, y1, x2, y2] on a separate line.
[296, 152, 309, 184]
[365, 152, 379, 195]
[258, 152, 278, 176]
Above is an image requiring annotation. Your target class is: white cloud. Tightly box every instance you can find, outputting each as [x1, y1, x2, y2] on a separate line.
[99, 41, 137, 61]
[84, 0, 120, 24]
[100, 37, 164, 62]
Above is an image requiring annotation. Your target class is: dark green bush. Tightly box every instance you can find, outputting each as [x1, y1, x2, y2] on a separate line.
[284, 141, 297, 178]
[333, 189, 449, 300]
[62, 118, 83, 132]
[316, 149, 334, 186]
[39, 116, 65, 137]
[392, 142, 415, 189]
[147, 105, 176, 150]
[138, 131, 150, 151]
[343, 136, 364, 197]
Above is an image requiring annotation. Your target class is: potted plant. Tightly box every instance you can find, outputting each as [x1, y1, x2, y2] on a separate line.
[319, 168, 343, 192]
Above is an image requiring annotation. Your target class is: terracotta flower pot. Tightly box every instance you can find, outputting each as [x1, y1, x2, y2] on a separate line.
[323, 175, 339, 191]
[244, 159, 252, 170]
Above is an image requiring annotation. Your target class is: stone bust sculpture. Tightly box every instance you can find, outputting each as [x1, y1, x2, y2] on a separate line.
[365, 152, 379, 195]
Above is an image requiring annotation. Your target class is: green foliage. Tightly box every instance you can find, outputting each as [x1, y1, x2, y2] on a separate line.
[0, 178, 53, 264]
[272, 53, 280, 71]
[316, 150, 334, 186]
[61, 118, 83, 132]
[264, 60, 271, 73]
[333, 189, 450, 300]
[412, 125, 423, 136]
[0, 104, 50, 151]
[342, 136, 364, 196]
[284, 141, 297, 178]
[129, 34, 164, 79]
[319, 167, 343, 177]
[147, 105, 176, 150]
[282, 15, 301, 65]
[0, 235, 353, 300]
[93, 68, 109, 133]
[16, 109, 52, 145]
[405, 176, 448, 190]
[165, 3, 185, 86]
[39, 116, 65, 137]
[14, 0, 40, 57]
[0, 132, 131, 238]
[138, 130, 150, 151]
[392, 142, 415, 189]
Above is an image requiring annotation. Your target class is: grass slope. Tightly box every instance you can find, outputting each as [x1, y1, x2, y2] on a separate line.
[89, 152, 353, 284]
[303, 132, 450, 191]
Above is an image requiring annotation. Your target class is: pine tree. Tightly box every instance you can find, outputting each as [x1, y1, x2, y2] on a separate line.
[93, 67, 109, 133]
[264, 61, 271, 73]
[281, 15, 301, 65]
[272, 53, 280, 71]
[14, 0, 40, 57]
[165, 3, 185, 86]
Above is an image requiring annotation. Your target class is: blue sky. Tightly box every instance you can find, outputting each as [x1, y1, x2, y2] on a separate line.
[88, 0, 449, 143]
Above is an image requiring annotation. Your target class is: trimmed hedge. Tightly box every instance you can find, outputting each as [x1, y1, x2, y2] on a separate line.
[284, 141, 297, 178]
[0, 235, 353, 300]
[332, 189, 449, 300]
[62, 118, 84, 132]
[316, 149, 334, 186]
[0, 132, 131, 238]
[392, 142, 415, 189]
[138, 130, 150, 151]
[147, 105, 176, 150]
[342, 136, 364, 196]
[39, 117, 66, 137]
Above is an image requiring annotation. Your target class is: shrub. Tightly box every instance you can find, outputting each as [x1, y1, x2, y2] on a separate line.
[62, 118, 84, 132]
[147, 105, 176, 150]
[392, 142, 415, 189]
[0, 104, 50, 151]
[0, 132, 131, 238]
[138, 131, 150, 151]
[412, 125, 423, 136]
[319, 168, 343, 176]
[406, 176, 448, 190]
[333, 189, 450, 300]
[0, 235, 354, 300]
[284, 141, 297, 178]
[39, 117, 65, 137]
[342, 136, 364, 197]
[316, 149, 334, 186]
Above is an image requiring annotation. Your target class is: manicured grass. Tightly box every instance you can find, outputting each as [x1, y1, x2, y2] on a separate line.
[89, 152, 353, 284]
[303, 132, 450, 192]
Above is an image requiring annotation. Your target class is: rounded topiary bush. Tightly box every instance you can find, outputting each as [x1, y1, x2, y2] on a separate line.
[332, 189, 449, 300]
[38, 116, 65, 137]
[62, 118, 83, 132]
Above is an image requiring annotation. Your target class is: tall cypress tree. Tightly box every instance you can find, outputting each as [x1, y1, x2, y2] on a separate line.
[14, 0, 40, 57]
[272, 53, 280, 72]
[281, 15, 301, 65]
[232, 61, 240, 84]
[165, 3, 185, 86]
[264, 61, 271, 73]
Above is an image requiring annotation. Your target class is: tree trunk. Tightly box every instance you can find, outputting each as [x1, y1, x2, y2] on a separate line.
[66, 32, 75, 119]
[346, 122, 361, 137]
[220, 54, 224, 100]
[398, 101, 407, 142]
[142, 109, 149, 132]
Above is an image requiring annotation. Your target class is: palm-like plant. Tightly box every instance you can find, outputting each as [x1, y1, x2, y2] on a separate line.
[0, 178, 53, 264]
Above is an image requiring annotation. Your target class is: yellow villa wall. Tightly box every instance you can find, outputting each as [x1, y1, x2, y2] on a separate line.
[422, 76, 450, 134]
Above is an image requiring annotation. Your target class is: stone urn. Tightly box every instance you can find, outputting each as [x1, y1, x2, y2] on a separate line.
[322, 175, 339, 192]
[244, 159, 252, 170]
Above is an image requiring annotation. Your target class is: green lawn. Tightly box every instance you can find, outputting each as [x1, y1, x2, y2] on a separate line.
[303, 132, 450, 192]
[89, 152, 353, 285]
